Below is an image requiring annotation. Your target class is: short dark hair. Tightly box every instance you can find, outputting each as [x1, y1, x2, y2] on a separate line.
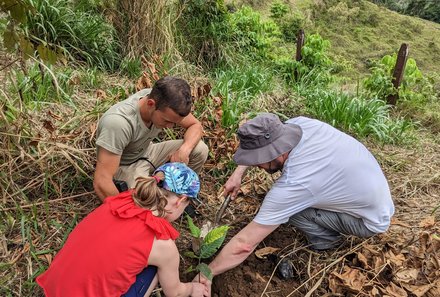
[149, 76, 192, 117]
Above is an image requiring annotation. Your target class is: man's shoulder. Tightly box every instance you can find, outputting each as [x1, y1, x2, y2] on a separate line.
[104, 89, 152, 116]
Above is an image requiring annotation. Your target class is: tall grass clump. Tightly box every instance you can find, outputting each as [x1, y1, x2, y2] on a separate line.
[177, 2, 281, 68]
[211, 64, 274, 130]
[113, 0, 179, 60]
[303, 88, 414, 144]
[9, 62, 75, 108]
[24, 0, 120, 70]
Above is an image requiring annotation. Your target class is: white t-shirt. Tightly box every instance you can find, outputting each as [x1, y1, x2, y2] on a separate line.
[254, 117, 394, 233]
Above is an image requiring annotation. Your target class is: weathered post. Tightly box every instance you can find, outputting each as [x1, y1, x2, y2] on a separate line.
[294, 29, 305, 80]
[387, 43, 409, 105]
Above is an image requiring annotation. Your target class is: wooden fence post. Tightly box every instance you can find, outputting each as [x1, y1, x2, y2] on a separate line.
[294, 29, 305, 80]
[387, 43, 409, 105]
[295, 29, 305, 61]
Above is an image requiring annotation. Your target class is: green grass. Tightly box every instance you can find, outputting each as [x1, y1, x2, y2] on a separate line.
[299, 86, 415, 144]
[210, 63, 275, 130]
[9, 63, 75, 108]
[306, 0, 440, 78]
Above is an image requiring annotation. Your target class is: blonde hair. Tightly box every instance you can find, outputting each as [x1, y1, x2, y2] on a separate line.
[132, 172, 169, 217]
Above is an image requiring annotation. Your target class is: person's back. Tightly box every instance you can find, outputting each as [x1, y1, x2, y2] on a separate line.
[37, 163, 208, 297]
[283, 116, 393, 232]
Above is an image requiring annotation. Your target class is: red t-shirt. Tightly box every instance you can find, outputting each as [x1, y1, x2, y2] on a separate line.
[36, 191, 179, 296]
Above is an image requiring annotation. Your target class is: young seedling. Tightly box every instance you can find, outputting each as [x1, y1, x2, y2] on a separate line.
[184, 215, 229, 281]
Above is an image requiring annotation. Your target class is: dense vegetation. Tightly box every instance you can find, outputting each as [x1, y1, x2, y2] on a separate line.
[371, 0, 440, 23]
[1, 0, 439, 295]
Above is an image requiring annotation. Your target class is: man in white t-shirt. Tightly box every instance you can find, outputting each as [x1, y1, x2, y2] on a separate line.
[197, 113, 394, 288]
[94, 76, 208, 201]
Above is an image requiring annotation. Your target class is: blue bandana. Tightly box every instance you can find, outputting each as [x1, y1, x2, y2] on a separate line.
[154, 162, 200, 199]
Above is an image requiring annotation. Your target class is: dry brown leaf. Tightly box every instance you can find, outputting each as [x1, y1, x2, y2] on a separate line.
[419, 216, 436, 228]
[391, 217, 411, 228]
[369, 286, 381, 297]
[394, 268, 419, 284]
[386, 250, 406, 266]
[357, 251, 370, 269]
[373, 255, 385, 274]
[402, 283, 435, 297]
[95, 89, 106, 99]
[255, 246, 280, 259]
[328, 274, 343, 294]
[383, 282, 408, 297]
[332, 267, 367, 293]
[43, 120, 55, 133]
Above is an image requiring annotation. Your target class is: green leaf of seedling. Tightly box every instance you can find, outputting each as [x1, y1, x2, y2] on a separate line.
[204, 225, 229, 245]
[186, 214, 201, 238]
[184, 265, 195, 274]
[3, 27, 18, 52]
[196, 263, 213, 281]
[183, 251, 198, 259]
[199, 225, 229, 258]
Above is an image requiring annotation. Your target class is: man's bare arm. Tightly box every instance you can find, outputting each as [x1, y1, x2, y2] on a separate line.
[93, 147, 121, 201]
[209, 221, 279, 276]
[170, 113, 204, 163]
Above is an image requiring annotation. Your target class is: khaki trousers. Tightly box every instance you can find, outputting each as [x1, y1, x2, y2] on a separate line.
[114, 140, 208, 188]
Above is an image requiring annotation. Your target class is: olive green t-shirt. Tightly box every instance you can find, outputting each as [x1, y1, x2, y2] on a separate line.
[96, 89, 162, 165]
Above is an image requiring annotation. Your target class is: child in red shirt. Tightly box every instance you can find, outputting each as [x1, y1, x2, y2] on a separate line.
[37, 162, 208, 297]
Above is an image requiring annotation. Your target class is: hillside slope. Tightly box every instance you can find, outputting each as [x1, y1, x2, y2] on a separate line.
[252, 0, 440, 78]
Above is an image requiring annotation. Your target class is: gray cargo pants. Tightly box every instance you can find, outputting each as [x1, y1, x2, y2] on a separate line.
[289, 208, 376, 250]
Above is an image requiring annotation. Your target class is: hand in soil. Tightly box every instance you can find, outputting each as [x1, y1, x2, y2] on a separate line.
[191, 281, 210, 297]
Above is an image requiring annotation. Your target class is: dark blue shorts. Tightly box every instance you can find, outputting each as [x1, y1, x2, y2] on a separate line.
[122, 266, 157, 297]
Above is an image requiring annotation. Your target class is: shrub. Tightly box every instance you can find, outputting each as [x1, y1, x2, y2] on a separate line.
[274, 33, 333, 85]
[177, 0, 230, 67]
[229, 6, 281, 60]
[185, 215, 229, 281]
[270, 1, 289, 19]
[364, 53, 434, 103]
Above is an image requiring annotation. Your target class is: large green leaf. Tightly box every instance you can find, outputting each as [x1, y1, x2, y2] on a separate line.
[19, 36, 34, 59]
[196, 263, 213, 281]
[37, 44, 57, 64]
[186, 214, 201, 238]
[3, 27, 17, 52]
[1, 0, 27, 24]
[199, 225, 229, 258]
[204, 225, 229, 245]
[183, 251, 198, 259]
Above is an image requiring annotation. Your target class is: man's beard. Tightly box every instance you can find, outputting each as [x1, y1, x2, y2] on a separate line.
[266, 159, 283, 174]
